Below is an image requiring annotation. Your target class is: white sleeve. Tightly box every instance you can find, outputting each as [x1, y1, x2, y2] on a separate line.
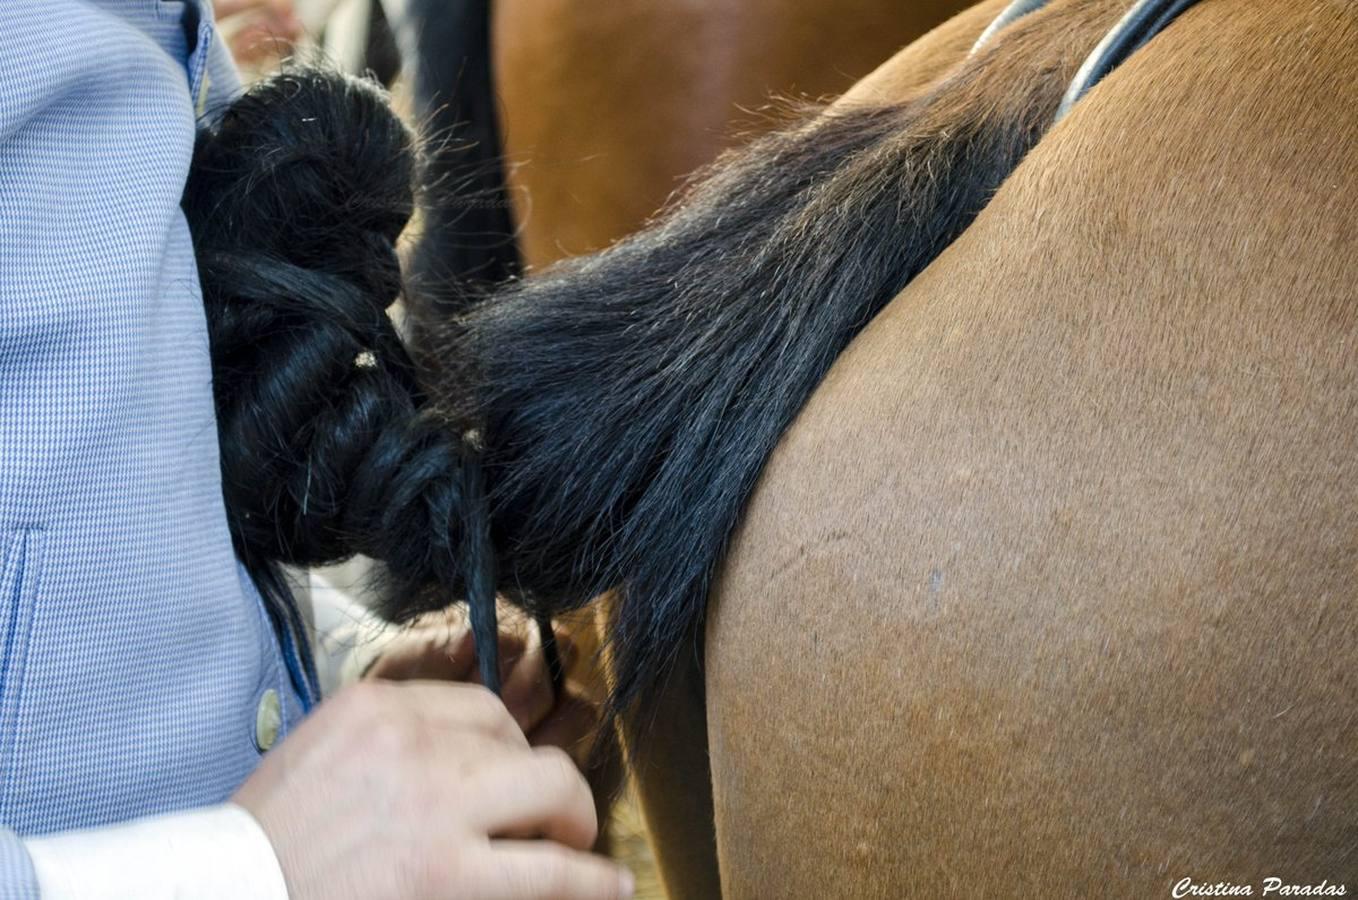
[309, 560, 402, 695]
[22, 804, 288, 900]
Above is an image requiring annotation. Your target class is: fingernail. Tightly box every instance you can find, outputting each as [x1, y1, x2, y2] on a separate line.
[620, 869, 635, 899]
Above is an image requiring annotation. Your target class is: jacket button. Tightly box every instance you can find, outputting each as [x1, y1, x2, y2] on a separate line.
[255, 689, 282, 752]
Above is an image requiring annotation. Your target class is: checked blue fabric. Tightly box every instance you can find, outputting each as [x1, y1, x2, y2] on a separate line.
[0, 2, 315, 894]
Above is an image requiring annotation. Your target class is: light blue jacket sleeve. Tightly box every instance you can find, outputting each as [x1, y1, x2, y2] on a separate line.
[0, 830, 37, 900]
[1, 0, 311, 858]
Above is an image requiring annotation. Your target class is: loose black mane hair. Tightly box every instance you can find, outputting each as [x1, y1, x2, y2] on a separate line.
[182, 69, 501, 689]
[420, 1, 1108, 719]
[393, 0, 520, 316]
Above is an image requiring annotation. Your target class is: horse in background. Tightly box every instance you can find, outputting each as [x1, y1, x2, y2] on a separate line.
[411, 0, 1358, 894]
[389, 0, 976, 290]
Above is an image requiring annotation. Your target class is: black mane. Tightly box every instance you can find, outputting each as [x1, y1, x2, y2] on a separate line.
[418, 1, 1105, 717]
[186, 69, 502, 689]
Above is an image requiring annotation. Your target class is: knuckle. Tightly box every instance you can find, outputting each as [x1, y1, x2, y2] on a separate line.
[534, 746, 593, 816]
[463, 684, 522, 741]
[461, 681, 500, 711]
[534, 745, 580, 785]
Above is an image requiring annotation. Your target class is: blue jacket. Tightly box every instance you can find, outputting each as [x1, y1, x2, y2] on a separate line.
[0, 1, 315, 893]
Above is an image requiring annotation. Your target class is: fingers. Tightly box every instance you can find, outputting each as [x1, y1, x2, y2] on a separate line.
[228, 22, 302, 65]
[216, 0, 299, 23]
[466, 627, 554, 734]
[367, 626, 477, 682]
[498, 626, 583, 734]
[468, 632, 527, 688]
[410, 681, 533, 749]
[216, 0, 302, 65]
[364, 615, 597, 743]
[499, 639, 556, 735]
[527, 689, 601, 760]
[465, 747, 599, 850]
[214, 0, 264, 17]
[375, 616, 527, 692]
[340, 680, 530, 749]
[472, 842, 634, 900]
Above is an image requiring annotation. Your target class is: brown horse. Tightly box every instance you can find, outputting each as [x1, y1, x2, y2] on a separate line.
[396, 0, 976, 289]
[419, 0, 1358, 895]
[709, 2, 1358, 894]
[492, 0, 979, 269]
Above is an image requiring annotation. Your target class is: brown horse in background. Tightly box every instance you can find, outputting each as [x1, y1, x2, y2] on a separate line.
[491, 0, 978, 269]
[394, 0, 975, 285]
[415, 0, 1358, 895]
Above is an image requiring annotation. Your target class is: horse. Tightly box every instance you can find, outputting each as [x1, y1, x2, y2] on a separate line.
[390, 0, 977, 293]
[407, 0, 1358, 893]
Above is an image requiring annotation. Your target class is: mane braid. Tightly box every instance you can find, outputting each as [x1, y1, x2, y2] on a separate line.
[184, 68, 504, 692]
[419, 0, 1127, 725]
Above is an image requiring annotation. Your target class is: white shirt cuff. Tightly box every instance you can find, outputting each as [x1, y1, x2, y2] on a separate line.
[23, 803, 288, 900]
[309, 561, 401, 694]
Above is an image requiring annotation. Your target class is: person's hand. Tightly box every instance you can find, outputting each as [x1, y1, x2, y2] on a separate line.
[233, 680, 634, 900]
[366, 611, 626, 858]
[215, 0, 303, 66]
[367, 612, 600, 765]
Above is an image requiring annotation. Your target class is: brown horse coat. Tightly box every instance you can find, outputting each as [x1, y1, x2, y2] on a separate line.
[702, 0, 1358, 895]
[492, 0, 980, 268]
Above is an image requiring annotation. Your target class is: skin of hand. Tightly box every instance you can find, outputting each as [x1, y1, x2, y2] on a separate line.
[232, 679, 634, 900]
[367, 612, 627, 859]
[365, 613, 597, 760]
[214, 0, 303, 66]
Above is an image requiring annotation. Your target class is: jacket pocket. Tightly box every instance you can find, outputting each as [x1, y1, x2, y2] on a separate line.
[0, 528, 44, 762]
